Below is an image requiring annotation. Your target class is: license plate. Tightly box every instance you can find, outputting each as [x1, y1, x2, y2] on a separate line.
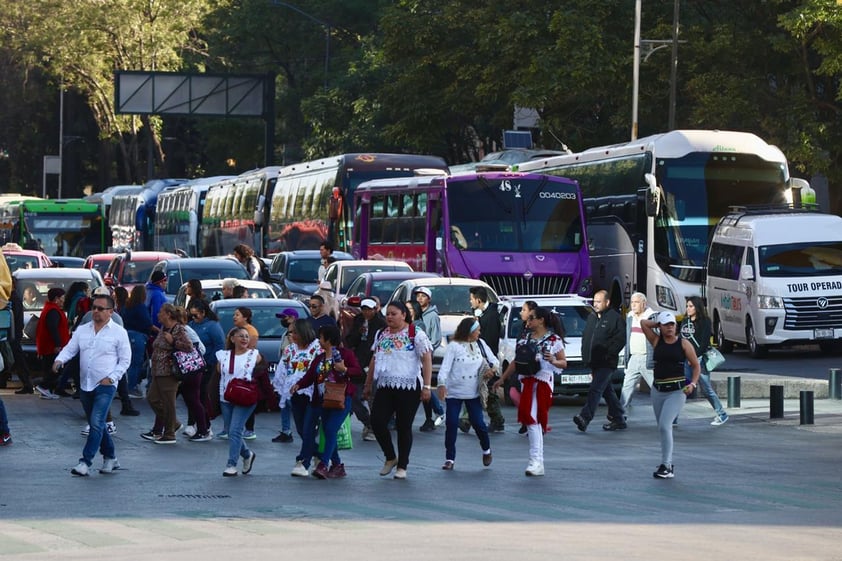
[561, 374, 592, 384]
[814, 328, 834, 339]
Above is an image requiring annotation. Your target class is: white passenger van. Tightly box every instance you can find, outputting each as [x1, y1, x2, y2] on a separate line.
[705, 207, 842, 357]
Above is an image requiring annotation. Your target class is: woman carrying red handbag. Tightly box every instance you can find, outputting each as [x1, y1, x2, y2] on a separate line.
[216, 327, 261, 477]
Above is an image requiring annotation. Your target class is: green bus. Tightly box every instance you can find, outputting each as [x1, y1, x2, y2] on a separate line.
[0, 199, 105, 257]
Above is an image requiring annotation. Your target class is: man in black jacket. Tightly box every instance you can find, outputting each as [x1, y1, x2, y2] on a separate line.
[575, 290, 627, 432]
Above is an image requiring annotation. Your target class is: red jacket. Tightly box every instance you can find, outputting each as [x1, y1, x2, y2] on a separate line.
[35, 301, 70, 356]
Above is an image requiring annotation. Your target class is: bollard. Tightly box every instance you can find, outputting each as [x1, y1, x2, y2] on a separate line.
[800, 390, 815, 425]
[727, 376, 741, 409]
[770, 385, 784, 419]
[829, 368, 842, 400]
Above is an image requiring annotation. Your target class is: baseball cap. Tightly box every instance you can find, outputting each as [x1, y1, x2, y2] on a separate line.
[150, 271, 166, 284]
[92, 286, 111, 296]
[414, 286, 432, 298]
[360, 298, 377, 309]
[658, 311, 677, 325]
[275, 307, 299, 319]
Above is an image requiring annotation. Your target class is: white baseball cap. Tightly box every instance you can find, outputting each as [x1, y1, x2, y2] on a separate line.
[658, 311, 677, 325]
[360, 298, 377, 309]
[414, 286, 432, 298]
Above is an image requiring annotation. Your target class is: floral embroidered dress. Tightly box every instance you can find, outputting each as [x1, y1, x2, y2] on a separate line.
[371, 326, 432, 390]
[273, 339, 322, 403]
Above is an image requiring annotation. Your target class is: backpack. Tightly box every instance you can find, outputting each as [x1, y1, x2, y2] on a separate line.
[514, 338, 541, 376]
[256, 258, 272, 284]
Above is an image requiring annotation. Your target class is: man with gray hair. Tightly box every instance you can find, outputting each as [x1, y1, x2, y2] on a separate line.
[620, 292, 656, 413]
[218, 278, 239, 300]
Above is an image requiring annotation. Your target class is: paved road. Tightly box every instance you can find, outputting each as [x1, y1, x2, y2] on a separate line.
[718, 344, 841, 379]
[1, 386, 842, 560]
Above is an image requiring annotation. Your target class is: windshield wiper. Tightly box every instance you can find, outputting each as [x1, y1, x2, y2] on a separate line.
[523, 176, 549, 222]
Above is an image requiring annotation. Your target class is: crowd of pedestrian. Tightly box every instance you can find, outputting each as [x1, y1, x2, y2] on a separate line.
[0, 245, 730, 481]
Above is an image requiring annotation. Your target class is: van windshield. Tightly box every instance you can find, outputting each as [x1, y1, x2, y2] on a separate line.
[759, 242, 842, 277]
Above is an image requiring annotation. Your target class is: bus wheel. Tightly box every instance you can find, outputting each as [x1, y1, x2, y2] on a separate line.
[714, 314, 733, 354]
[746, 319, 767, 358]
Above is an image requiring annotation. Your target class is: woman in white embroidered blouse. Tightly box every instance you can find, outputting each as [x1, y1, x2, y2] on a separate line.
[363, 301, 433, 480]
[436, 317, 499, 471]
[216, 327, 261, 477]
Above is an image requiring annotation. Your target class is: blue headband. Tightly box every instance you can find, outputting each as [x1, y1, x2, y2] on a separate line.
[470, 321, 480, 333]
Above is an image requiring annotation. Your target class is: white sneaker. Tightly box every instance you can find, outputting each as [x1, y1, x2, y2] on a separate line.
[291, 461, 309, 477]
[223, 465, 238, 477]
[711, 414, 729, 426]
[362, 427, 376, 441]
[106, 421, 117, 435]
[206, 428, 214, 438]
[36, 386, 59, 400]
[525, 460, 544, 477]
[183, 424, 197, 437]
[393, 468, 408, 480]
[100, 458, 118, 474]
[71, 461, 89, 476]
[434, 415, 445, 427]
[81, 425, 90, 436]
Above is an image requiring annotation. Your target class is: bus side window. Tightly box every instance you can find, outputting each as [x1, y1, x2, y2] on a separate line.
[382, 218, 398, 244]
[398, 217, 413, 243]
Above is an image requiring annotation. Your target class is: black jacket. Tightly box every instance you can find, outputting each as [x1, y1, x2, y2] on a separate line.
[582, 308, 625, 369]
[477, 302, 501, 355]
[345, 312, 386, 369]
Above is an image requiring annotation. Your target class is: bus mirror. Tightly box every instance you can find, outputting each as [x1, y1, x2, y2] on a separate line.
[435, 236, 443, 251]
[253, 195, 265, 226]
[644, 173, 661, 217]
[740, 264, 755, 281]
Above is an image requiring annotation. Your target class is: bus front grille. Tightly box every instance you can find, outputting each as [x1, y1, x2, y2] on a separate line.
[480, 274, 572, 296]
[783, 296, 842, 330]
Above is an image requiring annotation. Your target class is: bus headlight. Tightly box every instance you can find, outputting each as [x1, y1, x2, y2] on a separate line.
[756, 295, 783, 309]
[655, 285, 676, 310]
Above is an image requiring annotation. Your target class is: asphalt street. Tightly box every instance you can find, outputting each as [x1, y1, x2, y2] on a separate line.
[1, 380, 842, 560]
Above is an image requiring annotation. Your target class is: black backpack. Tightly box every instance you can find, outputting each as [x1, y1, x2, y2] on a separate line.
[514, 338, 541, 376]
[256, 258, 273, 284]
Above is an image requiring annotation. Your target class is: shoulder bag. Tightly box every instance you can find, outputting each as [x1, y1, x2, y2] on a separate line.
[223, 350, 259, 407]
[321, 354, 347, 409]
[475, 341, 494, 408]
[704, 347, 726, 372]
[171, 343, 206, 381]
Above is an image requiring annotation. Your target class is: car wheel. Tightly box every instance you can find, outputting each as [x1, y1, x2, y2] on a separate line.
[714, 314, 733, 354]
[746, 319, 767, 358]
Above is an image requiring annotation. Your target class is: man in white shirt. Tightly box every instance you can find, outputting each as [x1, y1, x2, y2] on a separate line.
[620, 292, 656, 412]
[54, 294, 131, 476]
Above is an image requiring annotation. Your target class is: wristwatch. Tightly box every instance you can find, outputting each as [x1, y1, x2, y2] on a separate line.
[423, 385, 432, 390]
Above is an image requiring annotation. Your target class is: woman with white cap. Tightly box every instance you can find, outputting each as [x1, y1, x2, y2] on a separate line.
[640, 311, 701, 479]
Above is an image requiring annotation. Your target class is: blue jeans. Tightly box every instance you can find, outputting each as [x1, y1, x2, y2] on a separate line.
[0, 397, 9, 434]
[445, 397, 489, 462]
[423, 389, 445, 420]
[279, 398, 292, 433]
[296, 403, 324, 468]
[290, 393, 310, 438]
[220, 401, 257, 468]
[318, 397, 352, 466]
[79, 384, 117, 465]
[126, 331, 147, 391]
[684, 361, 726, 417]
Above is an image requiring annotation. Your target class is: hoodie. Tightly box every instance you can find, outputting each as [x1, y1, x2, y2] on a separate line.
[145, 282, 168, 329]
[420, 304, 441, 350]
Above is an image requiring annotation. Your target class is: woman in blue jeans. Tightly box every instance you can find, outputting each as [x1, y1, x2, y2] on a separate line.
[680, 296, 729, 426]
[217, 327, 260, 477]
[122, 285, 153, 395]
[436, 317, 498, 470]
[290, 325, 359, 479]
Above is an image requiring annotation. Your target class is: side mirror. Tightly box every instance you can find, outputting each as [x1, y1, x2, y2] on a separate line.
[644, 173, 661, 217]
[740, 264, 755, 280]
[104, 276, 114, 287]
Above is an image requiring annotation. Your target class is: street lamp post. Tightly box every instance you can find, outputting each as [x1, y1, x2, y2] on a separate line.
[270, 0, 330, 91]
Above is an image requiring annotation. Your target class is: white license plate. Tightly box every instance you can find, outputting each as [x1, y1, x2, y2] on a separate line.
[561, 374, 592, 384]
[814, 328, 834, 339]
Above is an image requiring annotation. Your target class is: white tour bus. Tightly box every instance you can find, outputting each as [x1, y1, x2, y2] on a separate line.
[514, 130, 807, 315]
[706, 207, 842, 357]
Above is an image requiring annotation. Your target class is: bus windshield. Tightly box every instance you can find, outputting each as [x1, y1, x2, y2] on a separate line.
[654, 153, 787, 280]
[23, 213, 103, 257]
[447, 177, 583, 252]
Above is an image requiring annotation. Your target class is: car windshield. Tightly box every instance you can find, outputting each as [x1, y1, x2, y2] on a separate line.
[214, 304, 307, 339]
[3, 254, 40, 272]
[370, 279, 404, 304]
[88, 259, 111, 276]
[287, 258, 320, 283]
[166, 264, 249, 294]
[15, 277, 101, 312]
[507, 304, 591, 338]
[416, 285, 486, 316]
[122, 261, 157, 283]
[340, 265, 408, 293]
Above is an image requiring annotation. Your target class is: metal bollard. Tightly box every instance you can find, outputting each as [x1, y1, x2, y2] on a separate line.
[829, 368, 842, 400]
[770, 385, 784, 419]
[800, 390, 815, 425]
[727, 376, 741, 409]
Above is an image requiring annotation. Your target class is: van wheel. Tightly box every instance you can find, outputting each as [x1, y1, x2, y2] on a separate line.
[714, 314, 733, 354]
[746, 319, 767, 358]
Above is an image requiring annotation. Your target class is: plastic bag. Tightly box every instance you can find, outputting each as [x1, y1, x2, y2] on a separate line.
[318, 414, 353, 452]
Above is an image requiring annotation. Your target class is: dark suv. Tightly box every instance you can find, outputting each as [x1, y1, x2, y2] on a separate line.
[268, 249, 352, 302]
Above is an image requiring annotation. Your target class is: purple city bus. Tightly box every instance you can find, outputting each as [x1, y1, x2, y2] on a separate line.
[354, 171, 592, 296]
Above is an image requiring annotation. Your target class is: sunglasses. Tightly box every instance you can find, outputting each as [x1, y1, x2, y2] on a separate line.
[526, 316, 536, 321]
[92, 305, 113, 312]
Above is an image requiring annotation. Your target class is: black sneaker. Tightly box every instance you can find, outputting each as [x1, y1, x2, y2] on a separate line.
[518, 424, 528, 435]
[140, 431, 161, 441]
[653, 464, 674, 479]
[272, 432, 293, 443]
[602, 420, 628, 431]
[419, 420, 436, 432]
[15, 387, 34, 395]
[573, 415, 588, 432]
